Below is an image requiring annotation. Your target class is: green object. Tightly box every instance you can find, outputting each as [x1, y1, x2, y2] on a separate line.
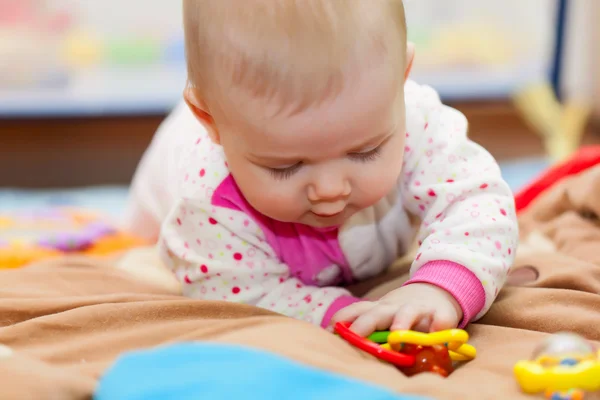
[106, 37, 161, 66]
[367, 331, 391, 344]
[407, 29, 431, 48]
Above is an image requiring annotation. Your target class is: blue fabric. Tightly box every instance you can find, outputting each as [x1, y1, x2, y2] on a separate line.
[0, 186, 129, 217]
[95, 343, 430, 400]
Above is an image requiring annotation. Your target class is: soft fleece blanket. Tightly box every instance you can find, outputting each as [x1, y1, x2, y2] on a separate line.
[2, 166, 600, 399]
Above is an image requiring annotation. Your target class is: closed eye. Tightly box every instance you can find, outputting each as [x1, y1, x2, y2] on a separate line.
[348, 146, 382, 162]
[268, 163, 302, 180]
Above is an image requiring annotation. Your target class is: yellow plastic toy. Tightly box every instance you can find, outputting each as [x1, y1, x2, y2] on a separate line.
[385, 329, 477, 362]
[514, 332, 600, 399]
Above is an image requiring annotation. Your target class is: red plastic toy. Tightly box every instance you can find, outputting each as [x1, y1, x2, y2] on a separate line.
[398, 343, 454, 377]
[334, 321, 476, 377]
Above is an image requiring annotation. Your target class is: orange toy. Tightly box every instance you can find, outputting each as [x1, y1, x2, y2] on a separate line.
[0, 208, 149, 269]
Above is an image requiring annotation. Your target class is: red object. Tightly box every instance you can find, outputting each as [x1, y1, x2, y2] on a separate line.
[44, 12, 73, 33]
[0, 0, 33, 25]
[515, 146, 600, 213]
[397, 344, 454, 378]
[334, 322, 415, 368]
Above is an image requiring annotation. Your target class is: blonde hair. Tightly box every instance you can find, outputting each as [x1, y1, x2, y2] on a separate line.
[183, 0, 407, 116]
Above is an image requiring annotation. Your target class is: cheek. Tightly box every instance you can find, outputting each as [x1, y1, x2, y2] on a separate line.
[354, 165, 400, 207]
[249, 181, 306, 221]
[228, 158, 305, 220]
[248, 178, 298, 206]
[353, 138, 405, 206]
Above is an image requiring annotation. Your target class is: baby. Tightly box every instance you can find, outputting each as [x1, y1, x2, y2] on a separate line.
[127, 0, 518, 337]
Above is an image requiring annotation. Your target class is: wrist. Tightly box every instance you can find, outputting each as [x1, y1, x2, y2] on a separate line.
[403, 261, 485, 327]
[412, 283, 463, 321]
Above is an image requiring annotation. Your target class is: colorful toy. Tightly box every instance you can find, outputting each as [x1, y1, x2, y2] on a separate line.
[514, 82, 592, 162]
[334, 322, 476, 377]
[514, 332, 600, 399]
[0, 208, 148, 269]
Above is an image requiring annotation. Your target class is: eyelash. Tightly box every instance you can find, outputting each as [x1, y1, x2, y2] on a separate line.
[267, 146, 383, 180]
[348, 146, 382, 163]
[269, 163, 302, 180]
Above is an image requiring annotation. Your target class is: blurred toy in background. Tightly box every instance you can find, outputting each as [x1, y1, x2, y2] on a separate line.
[2, 0, 555, 117]
[413, 23, 515, 71]
[0, 0, 73, 89]
[61, 30, 103, 69]
[403, 0, 553, 96]
[514, 82, 592, 163]
[514, 332, 600, 399]
[0, 208, 148, 269]
[513, 0, 594, 163]
[0, 0, 71, 30]
[62, 31, 163, 69]
[0, 0, 186, 92]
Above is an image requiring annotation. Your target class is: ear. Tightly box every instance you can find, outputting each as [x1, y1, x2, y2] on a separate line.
[183, 84, 221, 145]
[404, 42, 415, 81]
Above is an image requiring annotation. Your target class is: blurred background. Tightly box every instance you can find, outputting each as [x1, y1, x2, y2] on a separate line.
[0, 0, 598, 217]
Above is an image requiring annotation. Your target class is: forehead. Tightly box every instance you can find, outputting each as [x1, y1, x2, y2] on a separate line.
[222, 63, 403, 155]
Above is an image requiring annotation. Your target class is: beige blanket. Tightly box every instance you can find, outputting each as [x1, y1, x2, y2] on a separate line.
[1, 167, 600, 400]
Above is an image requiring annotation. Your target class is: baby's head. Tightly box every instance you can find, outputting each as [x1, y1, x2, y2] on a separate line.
[183, 0, 413, 227]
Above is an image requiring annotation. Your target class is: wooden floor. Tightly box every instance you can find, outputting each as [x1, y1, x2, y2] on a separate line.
[1, 101, 599, 188]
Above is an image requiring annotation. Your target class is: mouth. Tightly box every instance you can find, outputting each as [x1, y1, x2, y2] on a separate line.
[311, 210, 344, 218]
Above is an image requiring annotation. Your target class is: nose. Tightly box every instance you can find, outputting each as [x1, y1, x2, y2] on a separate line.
[307, 171, 351, 203]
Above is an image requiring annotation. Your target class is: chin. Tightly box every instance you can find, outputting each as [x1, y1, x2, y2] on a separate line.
[302, 219, 341, 229]
[256, 208, 303, 225]
[300, 210, 356, 229]
[256, 204, 360, 229]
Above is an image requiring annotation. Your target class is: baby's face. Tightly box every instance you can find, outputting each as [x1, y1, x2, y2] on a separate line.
[219, 67, 406, 228]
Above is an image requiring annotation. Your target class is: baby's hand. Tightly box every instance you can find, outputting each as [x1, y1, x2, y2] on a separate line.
[331, 284, 462, 337]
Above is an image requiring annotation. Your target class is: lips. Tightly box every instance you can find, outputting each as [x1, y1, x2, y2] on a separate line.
[311, 210, 343, 218]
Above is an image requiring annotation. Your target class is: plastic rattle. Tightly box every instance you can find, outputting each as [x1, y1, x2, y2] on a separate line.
[514, 332, 600, 400]
[334, 321, 476, 377]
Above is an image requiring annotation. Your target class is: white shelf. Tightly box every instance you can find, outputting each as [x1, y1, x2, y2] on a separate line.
[0, 65, 187, 118]
[0, 66, 546, 118]
[412, 66, 548, 100]
[0, 0, 556, 118]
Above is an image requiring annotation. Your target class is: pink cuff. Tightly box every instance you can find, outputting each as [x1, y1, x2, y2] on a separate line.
[403, 261, 486, 328]
[321, 296, 360, 328]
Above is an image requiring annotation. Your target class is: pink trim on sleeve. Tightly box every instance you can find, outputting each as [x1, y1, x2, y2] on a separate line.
[403, 261, 485, 328]
[321, 296, 360, 328]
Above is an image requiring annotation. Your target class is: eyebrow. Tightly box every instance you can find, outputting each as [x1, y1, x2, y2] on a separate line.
[246, 153, 303, 165]
[346, 129, 394, 153]
[249, 127, 395, 165]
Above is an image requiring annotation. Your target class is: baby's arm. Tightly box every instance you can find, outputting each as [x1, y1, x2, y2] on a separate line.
[160, 198, 359, 327]
[335, 83, 518, 336]
[125, 102, 200, 241]
[399, 82, 518, 322]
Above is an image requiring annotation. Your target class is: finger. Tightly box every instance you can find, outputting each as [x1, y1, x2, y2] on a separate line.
[430, 309, 460, 332]
[390, 307, 430, 332]
[350, 303, 397, 337]
[412, 314, 433, 333]
[330, 301, 375, 326]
